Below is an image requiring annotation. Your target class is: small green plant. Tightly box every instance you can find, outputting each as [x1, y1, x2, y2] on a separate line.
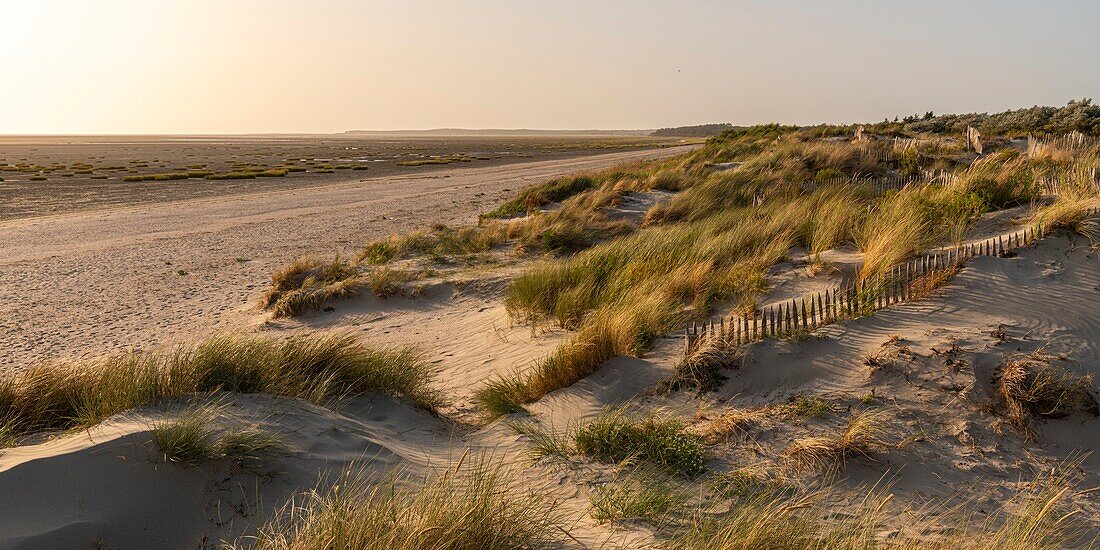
[152, 403, 288, 466]
[507, 420, 570, 460]
[574, 408, 706, 477]
[789, 395, 833, 418]
[590, 473, 689, 527]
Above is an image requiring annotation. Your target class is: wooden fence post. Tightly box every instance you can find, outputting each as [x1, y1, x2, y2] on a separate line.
[684, 323, 689, 357]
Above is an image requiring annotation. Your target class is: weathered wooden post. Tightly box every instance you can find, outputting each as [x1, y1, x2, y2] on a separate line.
[685, 322, 695, 358]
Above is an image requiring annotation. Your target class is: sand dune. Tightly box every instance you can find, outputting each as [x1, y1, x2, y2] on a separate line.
[2, 233, 1096, 548]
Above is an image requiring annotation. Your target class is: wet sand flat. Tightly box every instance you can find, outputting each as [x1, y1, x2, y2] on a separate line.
[0, 135, 676, 220]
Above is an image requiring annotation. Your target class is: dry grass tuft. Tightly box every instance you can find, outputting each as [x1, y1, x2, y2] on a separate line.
[245, 460, 568, 550]
[263, 255, 364, 317]
[783, 409, 891, 471]
[663, 331, 741, 393]
[690, 407, 769, 444]
[997, 352, 1098, 429]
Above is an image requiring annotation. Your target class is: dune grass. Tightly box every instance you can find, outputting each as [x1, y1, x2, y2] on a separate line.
[0, 333, 440, 445]
[261, 127, 1096, 416]
[997, 352, 1098, 429]
[506, 419, 572, 460]
[671, 462, 1087, 549]
[590, 471, 690, 527]
[482, 185, 881, 416]
[482, 175, 600, 218]
[479, 133, 1053, 414]
[263, 255, 364, 317]
[1031, 163, 1100, 243]
[573, 407, 707, 477]
[152, 403, 287, 466]
[246, 460, 568, 550]
[358, 224, 504, 265]
[782, 409, 892, 472]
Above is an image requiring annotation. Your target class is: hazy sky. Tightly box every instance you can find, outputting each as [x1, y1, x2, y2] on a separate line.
[2, 0, 1097, 134]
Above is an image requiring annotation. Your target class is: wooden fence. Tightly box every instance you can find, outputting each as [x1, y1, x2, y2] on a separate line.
[1028, 132, 1097, 157]
[797, 174, 925, 196]
[683, 208, 1099, 357]
[1034, 165, 1100, 195]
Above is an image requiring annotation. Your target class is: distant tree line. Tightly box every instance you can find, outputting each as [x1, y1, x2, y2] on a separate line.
[651, 123, 736, 137]
[868, 99, 1100, 137]
[678, 100, 1100, 141]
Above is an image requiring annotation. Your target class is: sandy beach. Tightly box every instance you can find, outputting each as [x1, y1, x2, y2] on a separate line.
[0, 145, 695, 370]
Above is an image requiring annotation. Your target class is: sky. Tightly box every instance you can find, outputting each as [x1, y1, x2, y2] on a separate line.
[1, 0, 1097, 134]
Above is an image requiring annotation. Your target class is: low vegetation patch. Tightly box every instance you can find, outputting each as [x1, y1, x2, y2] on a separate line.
[574, 408, 707, 477]
[590, 472, 689, 528]
[0, 333, 440, 445]
[997, 352, 1098, 429]
[246, 461, 568, 550]
[263, 255, 363, 317]
[152, 404, 287, 466]
[482, 175, 599, 218]
[689, 407, 769, 444]
[782, 409, 891, 471]
[358, 224, 503, 265]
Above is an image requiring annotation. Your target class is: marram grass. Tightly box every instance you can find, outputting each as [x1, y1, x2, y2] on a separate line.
[0, 333, 441, 445]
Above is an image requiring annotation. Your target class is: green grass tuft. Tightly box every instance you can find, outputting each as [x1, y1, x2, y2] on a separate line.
[574, 408, 707, 477]
[0, 333, 442, 445]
